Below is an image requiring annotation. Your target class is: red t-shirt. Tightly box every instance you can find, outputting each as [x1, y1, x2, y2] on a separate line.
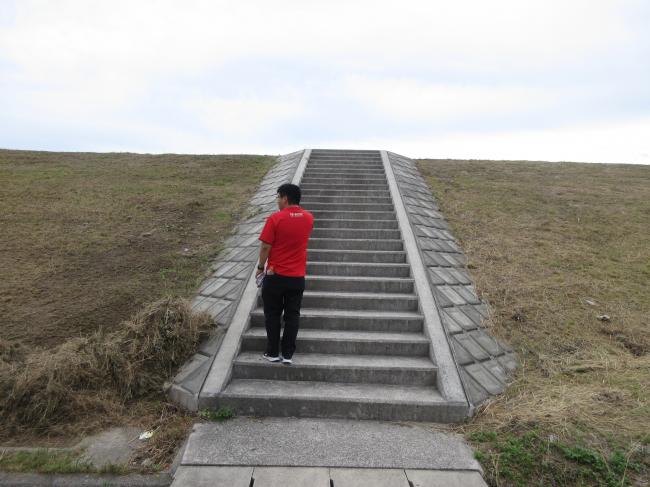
[259, 205, 314, 277]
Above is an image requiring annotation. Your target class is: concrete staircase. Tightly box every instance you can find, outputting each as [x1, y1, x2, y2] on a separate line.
[216, 149, 460, 421]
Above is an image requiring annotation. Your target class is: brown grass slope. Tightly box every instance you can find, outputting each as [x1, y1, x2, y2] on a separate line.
[419, 159, 649, 486]
[0, 150, 274, 446]
[0, 150, 274, 348]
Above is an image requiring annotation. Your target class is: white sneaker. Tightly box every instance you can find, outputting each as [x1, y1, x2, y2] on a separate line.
[282, 357, 293, 365]
[263, 353, 281, 362]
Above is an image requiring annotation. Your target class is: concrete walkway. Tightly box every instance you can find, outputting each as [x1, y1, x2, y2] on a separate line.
[171, 417, 487, 486]
[173, 466, 486, 486]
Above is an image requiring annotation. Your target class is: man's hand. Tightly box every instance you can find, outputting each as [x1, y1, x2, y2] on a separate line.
[257, 242, 272, 278]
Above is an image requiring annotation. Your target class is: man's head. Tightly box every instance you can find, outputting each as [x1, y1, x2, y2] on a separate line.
[276, 183, 301, 210]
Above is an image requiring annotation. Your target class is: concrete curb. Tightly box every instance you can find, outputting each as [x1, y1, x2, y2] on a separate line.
[169, 150, 306, 410]
[198, 149, 311, 405]
[385, 151, 516, 408]
[381, 150, 468, 407]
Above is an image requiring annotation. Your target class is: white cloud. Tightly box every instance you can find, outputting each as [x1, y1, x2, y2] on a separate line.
[315, 117, 650, 165]
[189, 96, 304, 137]
[344, 76, 556, 121]
[0, 0, 648, 161]
[0, 0, 634, 81]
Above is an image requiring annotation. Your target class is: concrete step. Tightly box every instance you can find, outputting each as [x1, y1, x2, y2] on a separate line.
[308, 237, 403, 251]
[301, 183, 389, 190]
[302, 171, 386, 178]
[308, 162, 383, 168]
[257, 288, 418, 311]
[311, 228, 401, 239]
[306, 164, 384, 171]
[218, 380, 459, 421]
[306, 261, 410, 277]
[302, 179, 387, 186]
[301, 189, 391, 197]
[308, 249, 406, 263]
[311, 150, 380, 154]
[303, 171, 386, 176]
[241, 328, 430, 356]
[310, 152, 380, 156]
[309, 155, 381, 160]
[304, 167, 385, 173]
[309, 160, 380, 163]
[302, 196, 393, 204]
[302, 202, 395, 211]
[315, 219, 398, 230]
[305, 275, 414, 293]
[305, 168, 386, 175]
[309, 157, 382, 162]
[297, 290, 419, 312]
[250, 308, 424, 332]
[311, 149, 379, 154]
[232, 352, 436, 386]
[310, 210, 395, 220]
[301, 177, 387, 185]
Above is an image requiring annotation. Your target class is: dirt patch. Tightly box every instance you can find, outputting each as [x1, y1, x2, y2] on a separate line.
[0, 150, 274, 349]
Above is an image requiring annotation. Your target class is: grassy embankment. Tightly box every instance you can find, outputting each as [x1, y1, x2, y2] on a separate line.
[2, 151, 648, 482]
[419, 159, 649, 487]
[0, 150, 275, 469]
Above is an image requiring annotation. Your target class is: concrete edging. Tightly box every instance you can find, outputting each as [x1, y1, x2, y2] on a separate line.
[385, 151, 516, 409]
[381, 150, 467, 406]
[198, 149, 311, 405]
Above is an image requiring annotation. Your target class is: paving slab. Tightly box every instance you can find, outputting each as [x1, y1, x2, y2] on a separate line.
[172, 466, 252, 487]
[405, 469, 487, 487]
[330, 468, 409, 487]
[181, 418, 481, 471]
[253, 467, 329, 487]
[76, 426, 142, 467]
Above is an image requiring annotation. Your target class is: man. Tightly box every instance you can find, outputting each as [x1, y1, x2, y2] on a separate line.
[256, 183, 314, 365]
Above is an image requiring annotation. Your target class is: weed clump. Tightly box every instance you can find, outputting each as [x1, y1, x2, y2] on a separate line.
[470, 429, 646, 486]
[199, 406, 235, 422]
[0, 298, 212, 432]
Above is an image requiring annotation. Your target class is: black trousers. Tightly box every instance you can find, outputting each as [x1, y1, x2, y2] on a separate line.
[261, 273, 305, 359]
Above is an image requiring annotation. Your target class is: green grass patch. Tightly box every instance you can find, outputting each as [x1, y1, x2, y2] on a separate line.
[0, 448, 133, 475]
[0, 449, 91, 474]
[469, 430, 644, 487]
[199, 406, 235, 422]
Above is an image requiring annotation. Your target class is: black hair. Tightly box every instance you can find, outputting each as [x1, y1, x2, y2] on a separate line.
[277, 183, 301, 205]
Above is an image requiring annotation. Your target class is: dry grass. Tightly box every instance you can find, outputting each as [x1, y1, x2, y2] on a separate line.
[419, 159, 649, 485]
[0, 149, 274, 450]
[0, 298, 211, 434]
[129, 402, 196, 469]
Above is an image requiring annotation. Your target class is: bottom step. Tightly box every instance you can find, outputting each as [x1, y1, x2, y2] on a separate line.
[204, 379, 468, 422]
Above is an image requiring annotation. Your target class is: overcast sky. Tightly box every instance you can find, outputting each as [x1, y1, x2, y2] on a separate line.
[1, 0, 649, 163]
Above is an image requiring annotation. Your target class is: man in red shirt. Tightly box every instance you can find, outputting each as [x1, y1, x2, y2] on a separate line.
[256, 183, 314, 365]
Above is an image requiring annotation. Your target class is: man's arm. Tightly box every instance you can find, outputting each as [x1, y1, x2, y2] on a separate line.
[256, 242, 272, 276]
